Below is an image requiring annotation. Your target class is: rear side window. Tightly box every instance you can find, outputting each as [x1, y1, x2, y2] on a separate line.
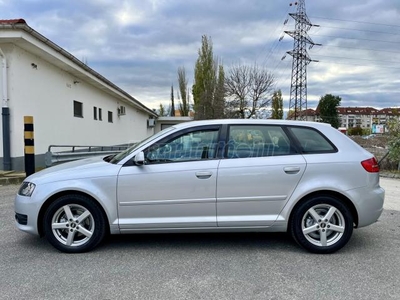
[289, 127, 337, 154]
[226, 125, 297, 158]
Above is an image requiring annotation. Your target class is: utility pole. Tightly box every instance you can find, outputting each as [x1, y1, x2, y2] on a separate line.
[285, 0, 321, 120]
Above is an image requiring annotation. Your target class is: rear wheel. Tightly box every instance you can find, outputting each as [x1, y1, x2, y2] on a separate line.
[290, 195, 353, 254]
[44, 194, 106, 253]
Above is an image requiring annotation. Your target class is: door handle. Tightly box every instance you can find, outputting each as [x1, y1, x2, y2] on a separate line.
[195, 171, 212, 179]
[283, 166, 300, 174]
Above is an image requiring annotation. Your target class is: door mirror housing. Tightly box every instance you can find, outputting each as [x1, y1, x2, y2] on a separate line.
[134, 151, 145, 165]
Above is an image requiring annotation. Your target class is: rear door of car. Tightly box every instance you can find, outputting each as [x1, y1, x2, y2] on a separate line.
[117, 125, 221, 230]
[216, 124, 307, 227]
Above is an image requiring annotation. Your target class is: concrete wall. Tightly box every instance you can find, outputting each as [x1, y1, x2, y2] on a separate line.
[155, 117, 193, 133]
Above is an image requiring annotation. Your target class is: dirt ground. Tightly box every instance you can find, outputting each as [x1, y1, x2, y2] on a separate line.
[350, 135, 399, 171]
[350, 135, 388, 149]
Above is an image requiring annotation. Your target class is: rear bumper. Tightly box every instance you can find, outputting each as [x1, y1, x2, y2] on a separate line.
[348, 185, 385, 228]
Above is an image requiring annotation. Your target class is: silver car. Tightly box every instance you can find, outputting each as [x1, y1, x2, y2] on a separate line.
[15, 119, 384, 253]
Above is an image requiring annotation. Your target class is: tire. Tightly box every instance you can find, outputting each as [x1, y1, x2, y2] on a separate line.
[290, 195, 354, 254]
[44, 194, 106, 253]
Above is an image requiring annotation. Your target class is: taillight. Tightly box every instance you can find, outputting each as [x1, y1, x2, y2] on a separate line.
[361, 157, 380, 173]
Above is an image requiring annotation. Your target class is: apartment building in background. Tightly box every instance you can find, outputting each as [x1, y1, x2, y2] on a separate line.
[289, 106, 399, 132]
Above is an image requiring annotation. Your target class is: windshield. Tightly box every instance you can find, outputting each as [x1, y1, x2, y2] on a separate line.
[109, 126, 176, 164]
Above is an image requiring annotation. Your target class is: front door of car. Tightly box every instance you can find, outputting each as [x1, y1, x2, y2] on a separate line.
[216, 124, 306, 227]
[117, 126, 221, 231]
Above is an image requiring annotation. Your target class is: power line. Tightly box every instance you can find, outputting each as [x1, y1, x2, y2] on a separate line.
[313, 54, 400, 65]
[323, 45, 400, 55]
[255, 5, 291, 64]
[320, 25, 400, 36]
[309, 16, 400, 29]
[261, 39, 286, 67]
[310, 34, 400, 45]
[315, 60, 400, 70]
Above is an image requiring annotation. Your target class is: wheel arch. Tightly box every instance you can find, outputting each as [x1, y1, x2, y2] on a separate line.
[287, 190, 359, 231]
[37, 190, 110, 237]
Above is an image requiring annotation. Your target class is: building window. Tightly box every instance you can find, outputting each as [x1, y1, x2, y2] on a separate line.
[73, 101, 83, 118]
[108, 111, 113, 123]
[99, 108, 102, 121]
[93, 107, 97, 120]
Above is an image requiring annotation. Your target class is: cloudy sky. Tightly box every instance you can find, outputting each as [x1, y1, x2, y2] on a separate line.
[2, 0, 400, 111]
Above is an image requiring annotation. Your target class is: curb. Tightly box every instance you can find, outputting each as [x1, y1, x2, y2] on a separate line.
[0, 176, 25, 186]
[380, 173, 400, 179]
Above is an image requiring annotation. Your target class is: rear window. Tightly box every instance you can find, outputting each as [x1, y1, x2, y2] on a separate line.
[289, 127, 337, 154]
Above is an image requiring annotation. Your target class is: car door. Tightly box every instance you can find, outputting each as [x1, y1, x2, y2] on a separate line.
[117, 125, 221, 231]
[216, 124, 306, 227]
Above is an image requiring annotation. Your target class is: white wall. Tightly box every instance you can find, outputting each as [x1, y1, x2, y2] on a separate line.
[3, 44, 154, 158]
[0, 50, 3, 157]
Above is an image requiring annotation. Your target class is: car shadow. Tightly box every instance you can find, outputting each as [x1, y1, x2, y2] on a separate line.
[99, 232, 302, 253]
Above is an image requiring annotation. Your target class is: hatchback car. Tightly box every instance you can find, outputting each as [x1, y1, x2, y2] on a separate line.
[15, 119, 384, 253]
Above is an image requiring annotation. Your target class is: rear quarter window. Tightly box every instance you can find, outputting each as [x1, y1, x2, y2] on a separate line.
[289, 127, 337, 154]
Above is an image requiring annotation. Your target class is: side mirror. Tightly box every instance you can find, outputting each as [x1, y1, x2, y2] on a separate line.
[134, 151, 145, 165]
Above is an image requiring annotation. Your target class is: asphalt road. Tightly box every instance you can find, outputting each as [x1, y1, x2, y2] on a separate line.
[1, 179, 399, 300]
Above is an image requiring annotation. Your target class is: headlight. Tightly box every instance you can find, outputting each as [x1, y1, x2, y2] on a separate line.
[18, 182, 36, 197]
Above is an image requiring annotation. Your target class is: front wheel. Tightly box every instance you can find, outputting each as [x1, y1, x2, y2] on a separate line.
[44, 194, 106, 253]
[290, 195, 354, 254]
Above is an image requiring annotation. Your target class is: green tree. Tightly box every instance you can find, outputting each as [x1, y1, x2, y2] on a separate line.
[317, 94, 341, 128]
[170, 85, 175, 116]
[271, 90, 283, 119]
[387, 119, 400, 169]
[177, 67, 190, 117]
[214, 64, 225, 118]
[225, 63, 275, 119]
[348, 126, 363, 136]
[158, 103, 167, 116]
[192, 35, 225, 120]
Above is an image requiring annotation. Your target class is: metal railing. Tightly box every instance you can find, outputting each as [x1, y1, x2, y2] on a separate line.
[45, 144, 130, 167]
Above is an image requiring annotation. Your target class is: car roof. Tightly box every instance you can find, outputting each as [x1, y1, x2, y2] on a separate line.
[171, 119, 333, 130]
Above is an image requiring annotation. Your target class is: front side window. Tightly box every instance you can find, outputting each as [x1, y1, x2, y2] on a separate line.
[99, 108, 102, 121]
[73, 101, 83, 118]
[108, 111, 113, 123]
[145, 128, 220, 164]
[226, 125, 296, 158]
[110, 126, 176, 164]
[93, 106, 97, 120]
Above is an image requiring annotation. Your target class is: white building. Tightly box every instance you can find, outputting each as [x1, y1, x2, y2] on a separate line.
[337, 107, 377, 129]
[0, 19, 157, 171]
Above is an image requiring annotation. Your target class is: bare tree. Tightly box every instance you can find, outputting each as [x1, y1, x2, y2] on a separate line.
[225, 64, 275, 119]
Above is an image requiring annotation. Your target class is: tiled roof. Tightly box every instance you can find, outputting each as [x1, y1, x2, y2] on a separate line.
[375, 108, 400, 115]
[0, 19, 26, 25]
[336, 107, 378, 115]
[287, 109, 316, 119]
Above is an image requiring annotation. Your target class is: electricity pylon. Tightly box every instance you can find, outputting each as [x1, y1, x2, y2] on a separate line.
[284, 0, 321, 120]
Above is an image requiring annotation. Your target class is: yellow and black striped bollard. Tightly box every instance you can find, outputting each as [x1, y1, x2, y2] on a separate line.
[24, 116, 35, 176]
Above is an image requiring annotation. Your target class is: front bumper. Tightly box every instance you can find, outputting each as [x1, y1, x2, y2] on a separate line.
[14, 193, 42, 235]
